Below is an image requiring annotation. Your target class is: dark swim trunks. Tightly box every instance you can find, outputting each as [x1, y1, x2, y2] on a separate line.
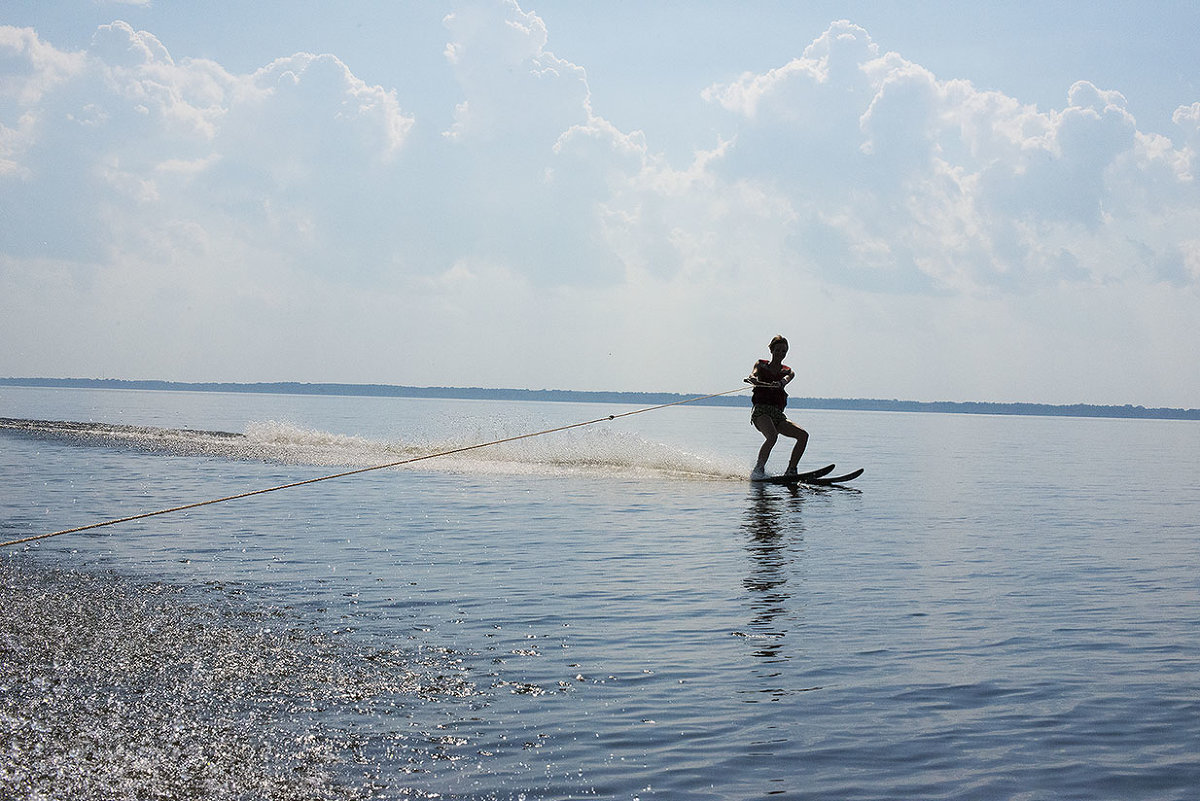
[750, 404, 788, 427]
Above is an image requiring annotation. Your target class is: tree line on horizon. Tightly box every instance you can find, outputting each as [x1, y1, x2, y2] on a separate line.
[2, 377, 1197, 421]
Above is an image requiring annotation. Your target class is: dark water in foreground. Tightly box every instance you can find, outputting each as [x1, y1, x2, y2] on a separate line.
[2, 387, 1199, 799]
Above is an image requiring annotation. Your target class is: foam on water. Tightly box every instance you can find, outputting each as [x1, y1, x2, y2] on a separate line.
[1, 417, 745, 481]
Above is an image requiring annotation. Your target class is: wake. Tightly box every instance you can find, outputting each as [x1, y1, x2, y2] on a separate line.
[0, 417, 743, 481]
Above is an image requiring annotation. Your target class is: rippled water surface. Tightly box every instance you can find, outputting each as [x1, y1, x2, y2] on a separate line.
[2, 386, 1198, 799]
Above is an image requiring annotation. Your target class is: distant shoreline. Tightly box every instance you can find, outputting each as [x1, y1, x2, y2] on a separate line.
[2, 377, 1197, 421]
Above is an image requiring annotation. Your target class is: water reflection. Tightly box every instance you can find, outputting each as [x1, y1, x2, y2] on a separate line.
[740, 485, 807, 662]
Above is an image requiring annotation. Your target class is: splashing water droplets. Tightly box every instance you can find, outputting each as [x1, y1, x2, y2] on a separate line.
[2, 416, 744, 481]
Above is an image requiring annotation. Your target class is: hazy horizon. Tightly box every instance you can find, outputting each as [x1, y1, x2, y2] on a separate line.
[4, 376, 1197, 418]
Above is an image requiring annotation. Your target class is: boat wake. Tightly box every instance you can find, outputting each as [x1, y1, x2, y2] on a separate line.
[0, 417, 743, 481]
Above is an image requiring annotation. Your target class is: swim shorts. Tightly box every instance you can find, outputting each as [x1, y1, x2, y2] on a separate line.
[750, 404, 788, 427]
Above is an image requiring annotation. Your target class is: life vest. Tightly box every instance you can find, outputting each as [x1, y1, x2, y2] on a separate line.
[751, 360, 789, 409]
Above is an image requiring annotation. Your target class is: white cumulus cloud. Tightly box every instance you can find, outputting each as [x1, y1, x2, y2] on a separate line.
[0, 5, 1197, 406]
[0, 20, 415, 273]
[695, 21, 1200, 293]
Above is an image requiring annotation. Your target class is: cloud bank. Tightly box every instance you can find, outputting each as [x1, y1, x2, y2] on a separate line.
[701, 21, 1199, 292]
[1, 5, 1197, 405]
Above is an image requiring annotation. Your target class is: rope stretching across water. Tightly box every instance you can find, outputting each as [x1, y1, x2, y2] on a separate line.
[0, 387, 748, 549]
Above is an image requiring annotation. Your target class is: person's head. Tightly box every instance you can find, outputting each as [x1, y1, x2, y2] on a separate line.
[769, 335, 789, 355]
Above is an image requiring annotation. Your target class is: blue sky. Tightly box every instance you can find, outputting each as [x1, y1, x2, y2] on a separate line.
[2, 1, 1198, 407]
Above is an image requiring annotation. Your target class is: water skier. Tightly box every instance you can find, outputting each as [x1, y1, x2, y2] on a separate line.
[746, 335, 809, 480]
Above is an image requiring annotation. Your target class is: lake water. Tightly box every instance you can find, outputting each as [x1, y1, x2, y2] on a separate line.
[2, 385, 1198, 800]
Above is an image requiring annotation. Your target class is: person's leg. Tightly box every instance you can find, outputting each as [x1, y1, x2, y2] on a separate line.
[775, 418, 809, 474]
[753, 415, 779, 475]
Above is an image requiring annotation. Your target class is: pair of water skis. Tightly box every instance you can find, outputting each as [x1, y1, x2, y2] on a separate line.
[751, 464, 863, 486]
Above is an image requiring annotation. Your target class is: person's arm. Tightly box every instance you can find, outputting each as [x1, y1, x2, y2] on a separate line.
[745, 362, 791, 387]
[745, 361, 768, 385]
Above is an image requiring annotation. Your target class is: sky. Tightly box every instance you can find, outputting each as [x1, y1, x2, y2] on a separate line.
[2, 1, 1198, 408]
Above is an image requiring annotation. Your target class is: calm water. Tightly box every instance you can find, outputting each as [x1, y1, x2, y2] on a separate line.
[2, 386, 1198, 800]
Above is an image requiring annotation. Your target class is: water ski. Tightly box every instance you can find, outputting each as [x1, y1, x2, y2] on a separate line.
[752, 464, 835, 484]
[751, 465, 863, 486]
[803, 468, 864, 485]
